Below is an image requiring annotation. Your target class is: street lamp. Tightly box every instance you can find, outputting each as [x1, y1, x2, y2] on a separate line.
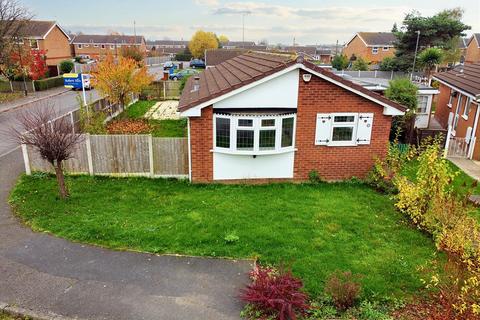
[411, 30, 421, 80]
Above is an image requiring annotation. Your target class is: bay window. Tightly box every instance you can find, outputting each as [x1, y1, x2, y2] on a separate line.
[214, 113, 296, 154]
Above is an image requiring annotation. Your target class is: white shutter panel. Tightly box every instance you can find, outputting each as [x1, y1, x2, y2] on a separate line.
[315, 113, 332, 145]
[356, 113, 374, 145]
[466, 127, 473, 143]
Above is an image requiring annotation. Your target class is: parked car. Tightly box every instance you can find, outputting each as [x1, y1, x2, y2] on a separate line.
[163, 61, 175, 70]
[169, 69, 199, 81]
[190, 59, 205, 69]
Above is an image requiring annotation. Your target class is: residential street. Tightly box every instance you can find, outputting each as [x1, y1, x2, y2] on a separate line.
[0, 88, 101, 157]
[0, 149, 251, 320]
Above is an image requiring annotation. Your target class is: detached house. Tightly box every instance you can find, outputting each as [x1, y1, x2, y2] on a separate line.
[13, 20, 71, 76]
[433, 63, 480, 159]
[71, 34, 146, 60]
[343, 32, 396, 66]
[178, 52, 405, 182]
[465, 34, 480, 63]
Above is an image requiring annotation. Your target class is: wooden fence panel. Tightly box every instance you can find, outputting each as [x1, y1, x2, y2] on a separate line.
[27, 139, 89, 173]
[152, 137, 188, 175]
[90, 135, 151, 174]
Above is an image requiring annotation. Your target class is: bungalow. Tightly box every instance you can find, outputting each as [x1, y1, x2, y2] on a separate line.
[178, 52, 406, 182]
[343, 32, 396, 66]
[465, 34, 480, 63]
[432, 63, 480, 159]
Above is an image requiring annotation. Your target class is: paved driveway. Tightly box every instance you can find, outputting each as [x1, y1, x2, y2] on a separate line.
[0, 150, 251, 320]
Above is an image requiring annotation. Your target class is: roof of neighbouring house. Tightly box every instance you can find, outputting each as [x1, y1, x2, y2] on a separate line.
[71, 34, 144, 45]
[205, 48, 247, 66]
[352, 32, 397, 47]
[224, 41, 256, 47]
[178, 51, 406, 113]
[146, 40, 189, 46]
[468, 33, 480, 48]
[458, 37, 468, 49]
[433, 63, 480, 97]
[2, 20, 70, 40]
[285, 46, 317, 56]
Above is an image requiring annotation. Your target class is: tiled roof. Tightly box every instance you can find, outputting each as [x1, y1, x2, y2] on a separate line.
[224, 41, 256, 47]
[469, 34, 480, 48]
[316, 48, 333, 55]
[178, 52, 406, 113]
[205, 48, 247, 66]
[71, 34, 144, 45]
[285, 46, 317, 56]
[146, 40, 188, 46]
[357, 32, 396, 46]
[2, 20, 56, 38]
[433, 63, 480, 97]
[458, 37, 468, 49]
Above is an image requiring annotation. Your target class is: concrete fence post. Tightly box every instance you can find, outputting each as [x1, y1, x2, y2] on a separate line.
[21, 144, 31, 175]
[148, 135, 154, 177]
[163, 81, 166, 100]
[85, 134, 94, 175]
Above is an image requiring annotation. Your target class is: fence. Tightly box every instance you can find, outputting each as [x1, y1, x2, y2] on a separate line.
[0, 80, 35, 93]
[23, 134, 188, 178]
[142, 81, 181, 100]
[144, 56, 169, 66]
[331, 70, 423, 80]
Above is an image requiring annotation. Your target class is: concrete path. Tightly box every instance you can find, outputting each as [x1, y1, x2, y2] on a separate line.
[0, 150, 251, 320]
[144, 100, 180, 120]
[448, 157, 480, 181]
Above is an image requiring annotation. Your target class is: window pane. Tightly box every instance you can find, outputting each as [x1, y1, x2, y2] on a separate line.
[261, 119, 275, 127]
[216, 118, 230, 148]
[334, 116, 355, 123]
[238, 119, 253, 127]
[332, 127, 354, 141]
[281, 117, 294, 147]
[260, 130, 276, 150]
[236, 130, 254, 150]
[417, 95, 428, 113]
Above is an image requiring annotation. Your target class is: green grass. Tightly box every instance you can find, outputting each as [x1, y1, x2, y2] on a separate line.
[10, 175, 442, 299]
[117, 100, 187, 137]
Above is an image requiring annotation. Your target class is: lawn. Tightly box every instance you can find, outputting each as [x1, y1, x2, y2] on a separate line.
[10, 175, 441, 300]
[113, 100, 187, 137]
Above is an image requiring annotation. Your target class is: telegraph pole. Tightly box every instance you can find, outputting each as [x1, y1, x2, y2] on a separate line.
[411, 30, 421, 80]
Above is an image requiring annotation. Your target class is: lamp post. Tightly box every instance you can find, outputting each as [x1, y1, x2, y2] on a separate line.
[411, 30, 421, 80]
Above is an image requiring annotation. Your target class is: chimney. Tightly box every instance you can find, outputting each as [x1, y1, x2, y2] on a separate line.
[192, 76, 200, 92]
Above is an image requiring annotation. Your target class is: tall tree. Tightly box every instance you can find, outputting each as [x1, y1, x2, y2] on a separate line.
[394, 8, 470, 71]
[0, 0, 31, 78]
[391, 22, 399, 33]
[92, 55, 153, 108]
[188, 30, 219, 59]
[13, 105, 83, 199]
[218, 34, 229, 46]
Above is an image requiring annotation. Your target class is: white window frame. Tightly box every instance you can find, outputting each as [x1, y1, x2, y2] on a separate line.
[372, 47, 379, 54]
[417, 95, 429, 114]
[448, 90, 455, 108]
[77, 44, 82, 49]
[101, 44, 105, 49]
[29, 39, 39, 50]
[213, 113, 296, 155]
[382, 46, 389, 51]
[462, 97, 472, 120]
[94, 44, 99, 48]
[329, 113, 358, 146]
[84, 44, 89, 48]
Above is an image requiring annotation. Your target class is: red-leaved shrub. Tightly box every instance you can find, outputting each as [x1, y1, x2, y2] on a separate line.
[324, 271, 362, 311]
[240, 265, 310, 320]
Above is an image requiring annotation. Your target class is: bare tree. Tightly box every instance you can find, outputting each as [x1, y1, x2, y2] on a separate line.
[0, 0, 31, 78]
[12, 105, 83, 199]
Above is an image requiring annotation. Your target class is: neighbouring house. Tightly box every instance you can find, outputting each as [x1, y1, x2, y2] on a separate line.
[316, 48, 334, 64]
[146, 40, 189, 58]
[71, 34, 147, 61]
[178, 52, 405, 182]
[465, 34, 480, 63]
[343, 32, 396, 66]
[285, 46, 318, 60]
[205, 48, 246, 68]
[10, 20, 72, 76]
[332, 72, 438, 129]
[432, 63, 480, 159]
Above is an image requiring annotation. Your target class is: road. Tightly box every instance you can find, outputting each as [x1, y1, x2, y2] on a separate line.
[0, 89, 101, 157]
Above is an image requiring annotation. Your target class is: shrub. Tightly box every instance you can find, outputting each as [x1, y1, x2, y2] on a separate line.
[33, 76, 64, 91]
[308, 170, 322, 184]
[324, 271, 362, 311]
[379, 57, 399, 71]
[331, 54, 349, 70]
[79, 107, 107, 134]
[240, 265, 310, 320]
[351, 57, 369, 71]
[59, 60, 74, 74]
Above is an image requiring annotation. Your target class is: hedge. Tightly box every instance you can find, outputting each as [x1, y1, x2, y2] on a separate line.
[33, 76, 64, 91]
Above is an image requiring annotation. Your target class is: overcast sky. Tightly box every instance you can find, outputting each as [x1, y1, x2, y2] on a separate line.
[22, 0, 479, 45]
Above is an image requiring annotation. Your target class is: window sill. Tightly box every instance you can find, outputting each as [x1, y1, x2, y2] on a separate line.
[462, 115, 469, 120]
[211, 148, 296, 156]
[447, 104, 452, 108]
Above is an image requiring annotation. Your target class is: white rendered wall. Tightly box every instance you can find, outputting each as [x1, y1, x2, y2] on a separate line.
[213, 70, 299, 109]
[213, 151, 295, 180]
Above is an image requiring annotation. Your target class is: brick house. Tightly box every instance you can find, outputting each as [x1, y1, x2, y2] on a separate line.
[432, 63, 480, 159]
[178, 52, 405, 182]
[14, 20, 71, 76]
[146, 40, 189, 58]
[343, 32, 396, 66]
[71, 35, 146, 60]
[465, 34, 480, 63]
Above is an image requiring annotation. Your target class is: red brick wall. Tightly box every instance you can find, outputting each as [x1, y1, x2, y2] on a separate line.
[189, 106, 213, 182]
[435, 83, 454, 128]
[294, 70, 392, 180]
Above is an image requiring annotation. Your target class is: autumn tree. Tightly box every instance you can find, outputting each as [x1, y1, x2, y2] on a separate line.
[218, 34, 229, 46]
[13, 105, 83, 199]
[10, 48, 48, 80]
[92, 55, 153, 108]
[188, 30, 219, 59]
